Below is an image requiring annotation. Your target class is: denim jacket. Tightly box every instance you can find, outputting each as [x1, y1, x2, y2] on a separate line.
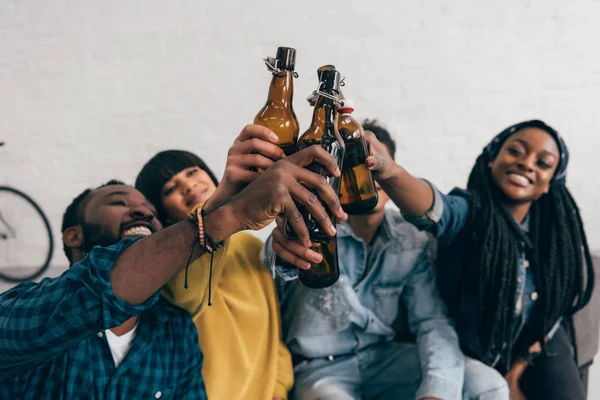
[405, 185, 560, 367]
[263, 209, 464, 399]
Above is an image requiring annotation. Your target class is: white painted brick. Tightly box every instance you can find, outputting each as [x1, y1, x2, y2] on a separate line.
[1, 0, 599, 394]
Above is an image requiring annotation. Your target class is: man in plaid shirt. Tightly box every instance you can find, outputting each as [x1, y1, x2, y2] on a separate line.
[0, 180, 208, 399]
[0, 127, 347, 399]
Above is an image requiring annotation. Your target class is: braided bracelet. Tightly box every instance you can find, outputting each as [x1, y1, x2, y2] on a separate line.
[185, 204, 225, 306]
[187, 204, 226, 253]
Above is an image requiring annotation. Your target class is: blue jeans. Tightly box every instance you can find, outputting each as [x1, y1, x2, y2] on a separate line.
[292, 344, 507, 400]
[293, 342, 421, 400]
[463, 357, 509, 400]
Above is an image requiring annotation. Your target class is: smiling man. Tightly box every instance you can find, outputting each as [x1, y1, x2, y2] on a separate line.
[0, 124, 347, 399]
[0, 180, 208, 399]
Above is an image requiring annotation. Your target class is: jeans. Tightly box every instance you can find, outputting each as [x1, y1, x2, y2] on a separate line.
[292, 342, 421, 400]
[463, 357, 509, 400]
[292, 342, 508, 400]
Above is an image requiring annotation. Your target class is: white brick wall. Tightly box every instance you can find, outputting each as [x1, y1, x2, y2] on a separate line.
[1, 0, 599, 395]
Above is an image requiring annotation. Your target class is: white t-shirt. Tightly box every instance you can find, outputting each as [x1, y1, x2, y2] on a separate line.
[104, 322, 139, 367]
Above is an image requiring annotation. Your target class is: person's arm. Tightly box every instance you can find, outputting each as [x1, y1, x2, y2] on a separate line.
[174, 314, 208, 400]
[161, 240, 230, 317]
[270, 133, 471, 270]
[263, 230, 301, 281]
[109, 204, 237, 305]
[110, 144, 347, 306]
[0, 239, 153, 377]
[207, 125, 285, 211]
[504, 320, 562, 399]
[364, 131, 473, 240]
[363, 130, 435, 217]
[0, 144, 345, 376]
[403, 243, 465, 400]
[504, 341, 541, 400]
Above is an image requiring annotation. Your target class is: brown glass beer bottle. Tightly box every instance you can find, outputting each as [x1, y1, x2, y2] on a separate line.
[254, 46, 300, 157]
[299, 238, 340, 289]
[337, 105, 379, 214]
[285, 67, 345, 244]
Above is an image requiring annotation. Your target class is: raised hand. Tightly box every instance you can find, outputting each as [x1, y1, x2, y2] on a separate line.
[207, 124, 285, 211]
[215, 145, 348, 247]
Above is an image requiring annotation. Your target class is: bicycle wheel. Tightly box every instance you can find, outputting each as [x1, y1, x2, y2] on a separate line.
[0, 186, 54, 282]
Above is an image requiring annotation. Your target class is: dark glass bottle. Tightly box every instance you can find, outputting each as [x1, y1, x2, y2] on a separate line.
[299, 238, 340, 288]
[338, 105, 379, 214]
[306, 65, 335, 106]
[253, 46, 300, 157]
[285, 67, 345, 244]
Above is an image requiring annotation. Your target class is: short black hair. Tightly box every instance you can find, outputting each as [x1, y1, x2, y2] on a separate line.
[61, 180, 126, 262]
[135, 150, 219, 225]
[362, 119, 397, 160]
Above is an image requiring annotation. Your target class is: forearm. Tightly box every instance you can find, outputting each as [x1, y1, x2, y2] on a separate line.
[378, 164, 435, 217]
[263, 235, 300, 281]
[509, 357, 529, 377]
[110, 203, 240, 305]
[508, 341, 541, 375]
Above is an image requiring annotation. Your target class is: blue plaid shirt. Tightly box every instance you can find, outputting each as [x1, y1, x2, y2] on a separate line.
[0, 238, 207, 400]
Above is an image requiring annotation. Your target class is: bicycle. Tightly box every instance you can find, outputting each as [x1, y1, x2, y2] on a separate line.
[0, 142, 54, 282]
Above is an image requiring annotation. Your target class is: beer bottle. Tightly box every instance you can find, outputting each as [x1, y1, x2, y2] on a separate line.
[338, 104, 379, 214]
[306, 65, 335, 106]
[253, 46, 300, 157]
[299, 238, 340, 288]
[285, 67, 345, 244]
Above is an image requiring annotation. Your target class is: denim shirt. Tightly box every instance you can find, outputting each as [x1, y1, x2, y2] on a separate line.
[405, 185, 560, 366]
[263, 209, 464, 399]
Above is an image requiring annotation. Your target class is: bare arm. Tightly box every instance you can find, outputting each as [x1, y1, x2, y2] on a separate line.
[110, 144, 345, 305]
[270, 131, 438, 269]
[110, 203, 239, 305]
[364, 130, 434, 217]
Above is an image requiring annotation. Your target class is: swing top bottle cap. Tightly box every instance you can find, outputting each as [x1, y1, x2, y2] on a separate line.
[319, 68, 341, 92]
[276, 47, 296, 71]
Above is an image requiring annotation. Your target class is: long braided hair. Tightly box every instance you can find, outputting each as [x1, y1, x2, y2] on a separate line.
[463, 120, 594, 367]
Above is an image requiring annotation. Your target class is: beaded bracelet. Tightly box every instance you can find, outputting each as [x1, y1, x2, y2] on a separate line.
[187, 204, 226, 254]
[185, 203, 226, 306]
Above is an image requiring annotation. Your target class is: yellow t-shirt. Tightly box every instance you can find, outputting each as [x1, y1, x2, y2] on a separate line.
[162, 232, 294, 399]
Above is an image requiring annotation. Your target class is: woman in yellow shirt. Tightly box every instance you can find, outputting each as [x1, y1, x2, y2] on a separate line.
[135, 127, 294, 400]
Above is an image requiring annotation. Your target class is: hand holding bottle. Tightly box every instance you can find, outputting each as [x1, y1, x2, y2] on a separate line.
[254, 46, 300, 157]
[272, 217, 323, 270]
[284, 67, 345, 245]
[223, 145, 347, 247]
[270, 129, 397, 271]
[364, 130, 401, 183]
[205, 124, 285, 212]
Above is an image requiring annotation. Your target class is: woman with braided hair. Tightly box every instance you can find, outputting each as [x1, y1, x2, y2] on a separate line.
[271, 119, 594, 399]
[364, 120, 595, 399]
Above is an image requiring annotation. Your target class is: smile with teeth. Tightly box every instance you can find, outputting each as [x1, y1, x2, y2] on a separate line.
[507, 172, 531, 186]
[122, 225, 153, 237]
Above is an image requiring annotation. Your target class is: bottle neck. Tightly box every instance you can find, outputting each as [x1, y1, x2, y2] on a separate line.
[309, 91, 338, 133]
[265, 70, 295, 106]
